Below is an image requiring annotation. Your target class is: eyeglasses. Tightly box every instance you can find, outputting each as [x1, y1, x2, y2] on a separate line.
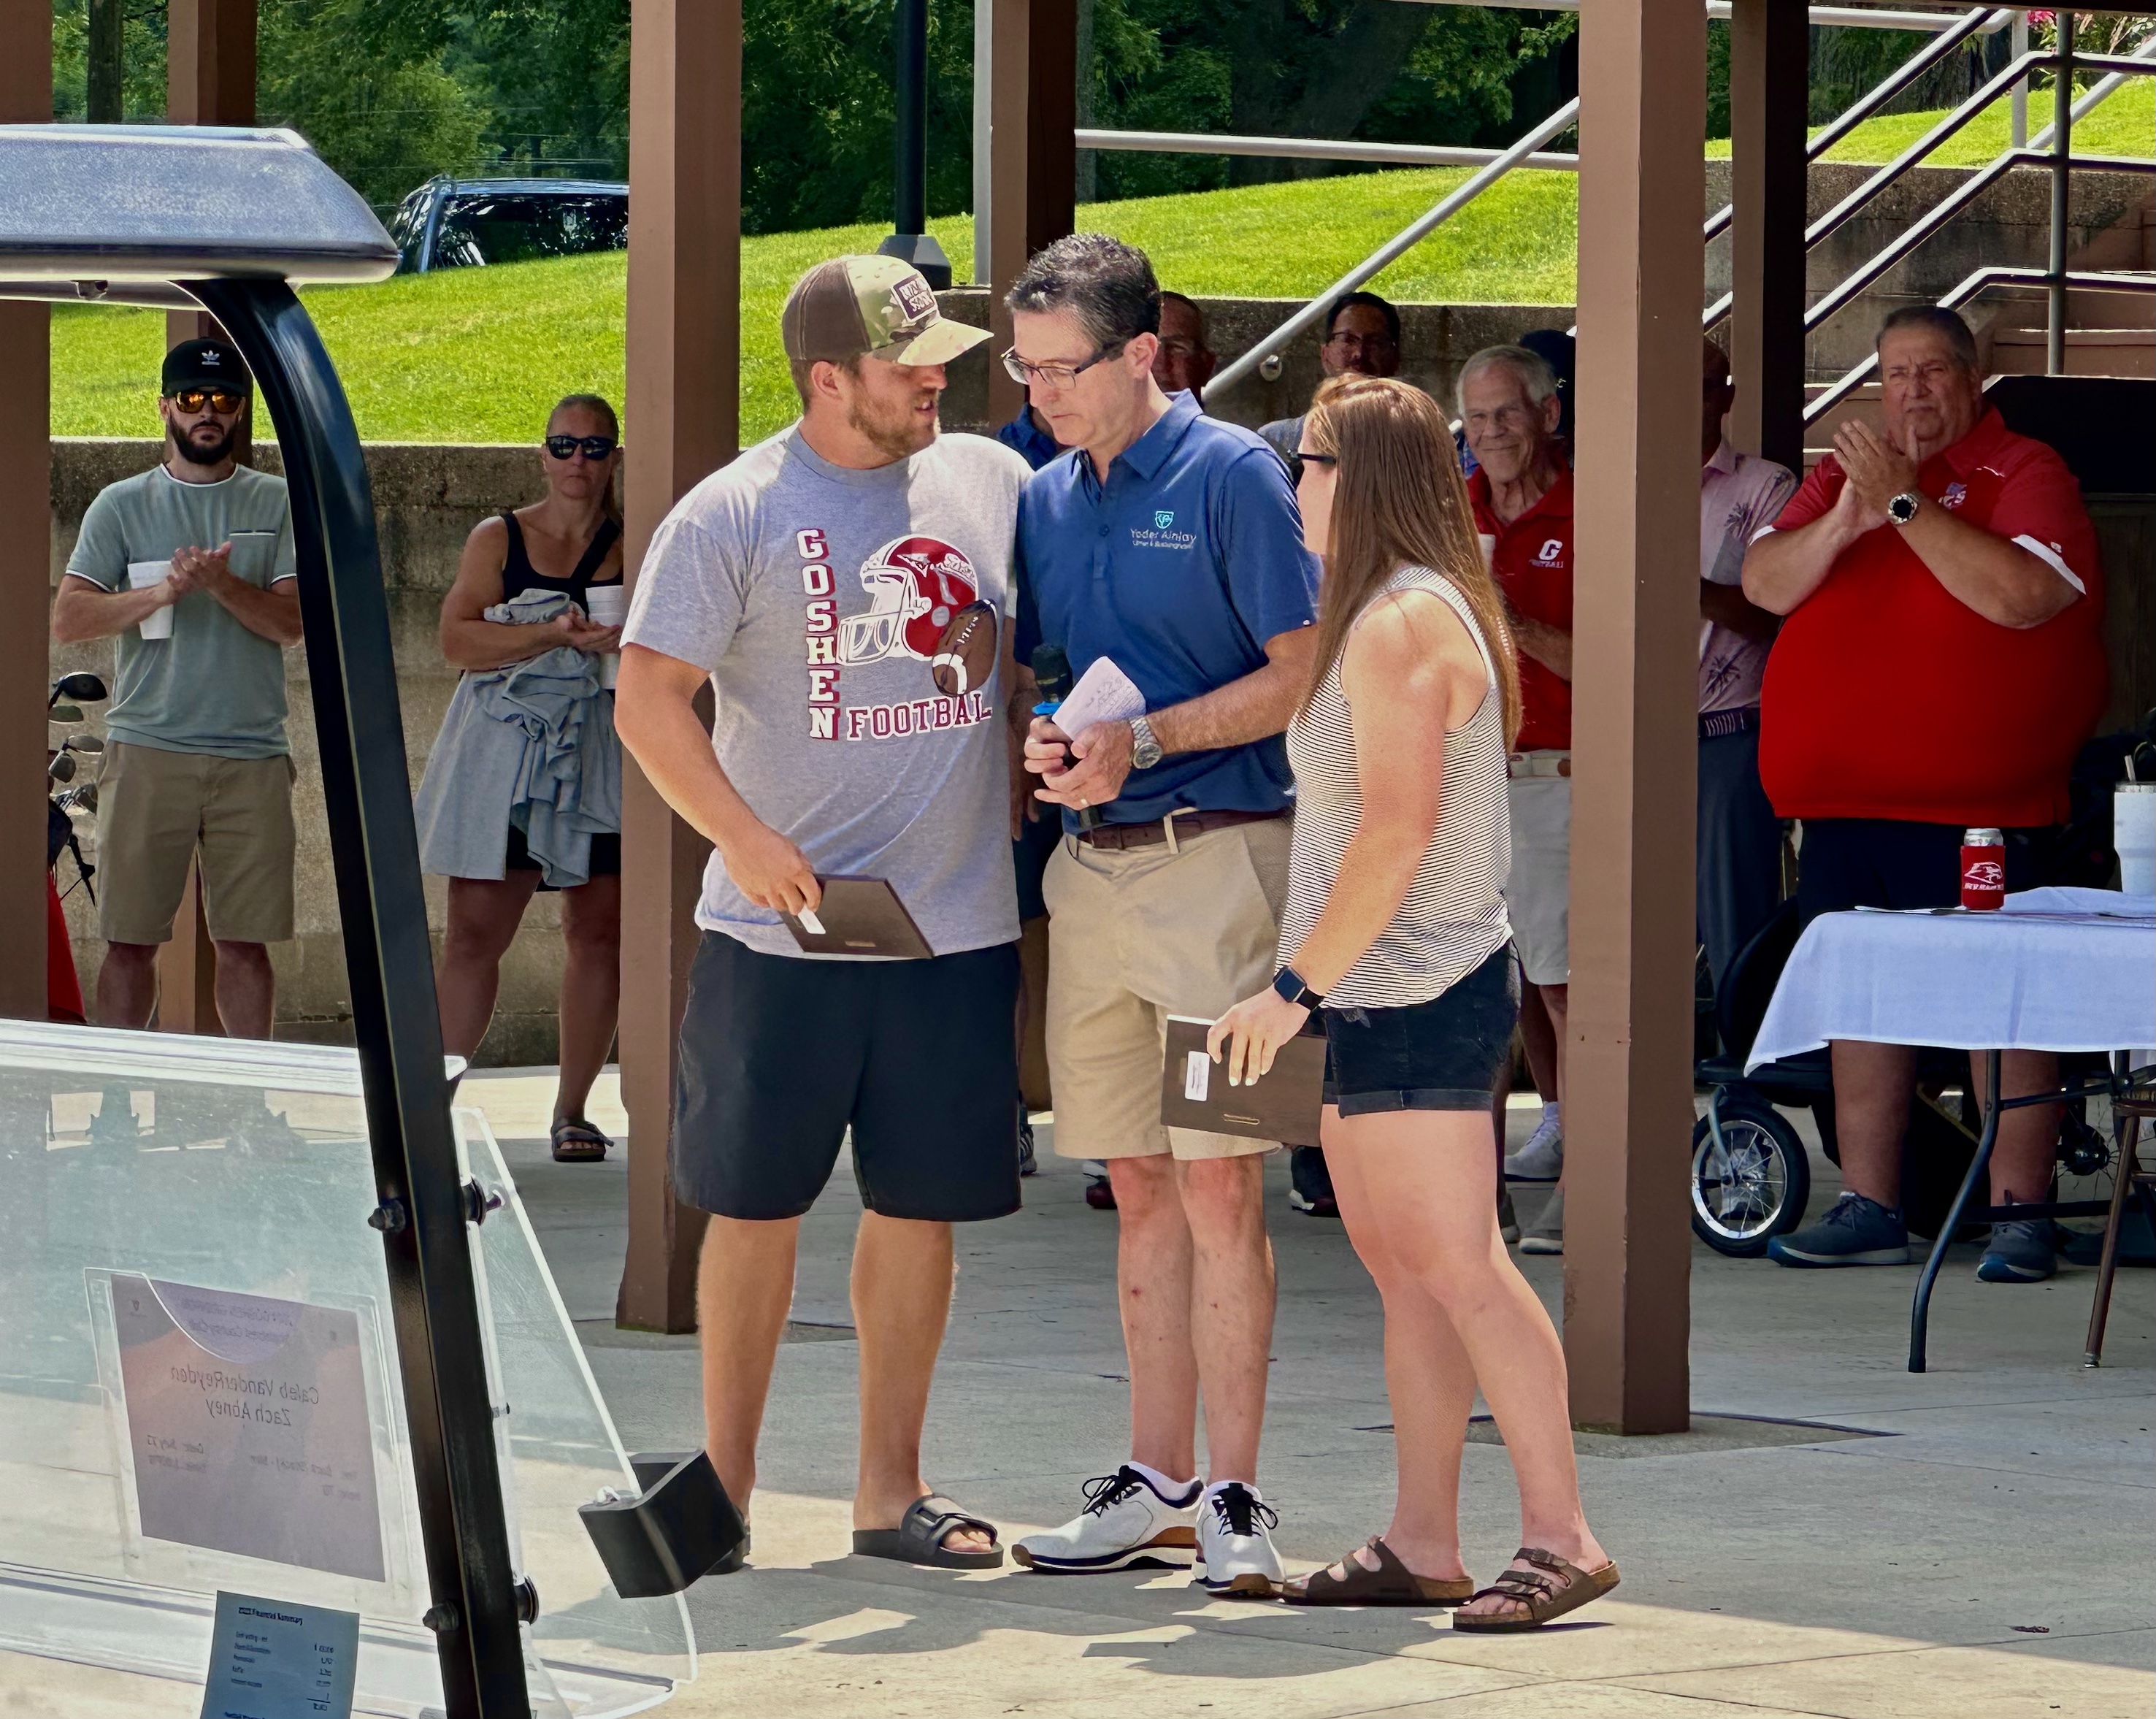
[170, 388, 245, 416]
[1001, 342, 1127, 391]
[1284, 449, 1336, 486]
[545, 434, 618, 461]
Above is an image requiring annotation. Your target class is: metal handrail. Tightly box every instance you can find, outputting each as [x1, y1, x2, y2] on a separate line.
[1803, 151, 2156, 332]
[1206, 97, 1581, 399]
[1702, 6, 2011, 245]
[1073, 129, 1578, 172]
[1803, 266, 2156, 423]
[1703, 38, 2156, 331]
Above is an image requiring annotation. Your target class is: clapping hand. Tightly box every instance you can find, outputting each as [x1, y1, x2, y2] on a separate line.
[1832, 418, 1918, 524]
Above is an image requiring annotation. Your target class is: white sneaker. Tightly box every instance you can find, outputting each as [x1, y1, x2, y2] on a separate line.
[1505, 1105, 1563, 1182]
[1194, 1481, 1282, 1596]
[1013, 1465, 1200, 1573]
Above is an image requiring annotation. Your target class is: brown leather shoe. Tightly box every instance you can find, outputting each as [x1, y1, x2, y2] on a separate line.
[1280, 1537, 1474, 1607]
[1451, 1546, 1619, 1631]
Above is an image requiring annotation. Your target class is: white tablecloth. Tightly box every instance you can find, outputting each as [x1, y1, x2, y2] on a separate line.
[1747, 888, 2156, 1071]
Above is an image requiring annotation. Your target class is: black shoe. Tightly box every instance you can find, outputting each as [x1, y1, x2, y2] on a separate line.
[1083, 1172, 1117, 1211]
[1017, 1109, 1038, 1178]
[1288, 1146, 1338, 1217]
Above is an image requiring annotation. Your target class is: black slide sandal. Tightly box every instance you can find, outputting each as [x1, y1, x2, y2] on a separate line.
[551, 1116, 611, 1163]
[852, 1493, 1005, 1570]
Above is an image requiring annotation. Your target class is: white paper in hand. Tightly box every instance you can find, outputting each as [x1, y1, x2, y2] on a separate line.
[1050, 655, 1146, 740]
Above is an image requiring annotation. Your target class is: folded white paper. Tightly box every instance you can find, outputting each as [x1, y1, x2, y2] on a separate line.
[1050, 655, 1146, 740]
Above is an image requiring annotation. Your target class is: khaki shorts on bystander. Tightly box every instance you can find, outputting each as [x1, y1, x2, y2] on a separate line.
[96, 741, 297, 946]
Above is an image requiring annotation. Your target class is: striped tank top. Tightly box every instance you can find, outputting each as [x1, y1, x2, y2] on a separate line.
[1277, 564, 1512, 1010]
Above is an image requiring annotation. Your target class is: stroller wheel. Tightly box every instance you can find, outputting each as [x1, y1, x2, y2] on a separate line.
[1691, 1095, 1811, 1257]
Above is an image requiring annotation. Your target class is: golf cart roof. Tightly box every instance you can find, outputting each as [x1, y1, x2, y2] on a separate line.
[0, 124, 398, 305]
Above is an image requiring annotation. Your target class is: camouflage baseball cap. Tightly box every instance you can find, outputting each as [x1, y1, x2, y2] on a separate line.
[782, 255, 989, 367]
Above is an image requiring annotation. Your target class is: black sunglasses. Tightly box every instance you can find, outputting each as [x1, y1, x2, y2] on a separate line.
[545, 433, 618, 460]
[170, 388, 245, 416]
[1284, 449, 1336, 486]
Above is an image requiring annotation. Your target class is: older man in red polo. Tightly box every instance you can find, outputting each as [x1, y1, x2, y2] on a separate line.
[1743, 305, 2106, 1284]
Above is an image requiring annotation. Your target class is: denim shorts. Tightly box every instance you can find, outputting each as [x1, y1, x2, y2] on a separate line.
[1321, 942, 1521, 1115]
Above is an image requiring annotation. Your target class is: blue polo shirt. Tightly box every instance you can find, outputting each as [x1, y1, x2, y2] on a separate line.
[1016, 391, 1320, 829]
[997, 408, 1062, 472]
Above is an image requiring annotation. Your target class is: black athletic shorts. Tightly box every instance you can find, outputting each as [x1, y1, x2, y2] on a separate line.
[671, 931, 1022, 1222]
[503, 824, 621, 892]
[1795, 818, 2060, 925]
[1321, 941, 1520, 1115]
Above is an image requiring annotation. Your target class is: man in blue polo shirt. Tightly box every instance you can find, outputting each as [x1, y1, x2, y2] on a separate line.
[1001, 234, 1319, 1596]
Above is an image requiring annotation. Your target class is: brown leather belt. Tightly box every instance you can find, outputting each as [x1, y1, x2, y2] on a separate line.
[1074, 808, 1286, 852]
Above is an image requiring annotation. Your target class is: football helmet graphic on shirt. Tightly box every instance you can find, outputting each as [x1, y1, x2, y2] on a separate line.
[838, 535, 981, 665]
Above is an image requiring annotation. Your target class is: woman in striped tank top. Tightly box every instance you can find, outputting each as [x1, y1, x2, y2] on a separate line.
[1210, 379, 1615, 1629]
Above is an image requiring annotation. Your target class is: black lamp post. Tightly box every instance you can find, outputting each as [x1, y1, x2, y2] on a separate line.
[878, 0, 952, 287]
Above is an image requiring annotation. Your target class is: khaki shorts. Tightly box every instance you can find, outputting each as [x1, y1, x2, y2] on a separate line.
[97, 742, 297, 946]
[1041, 816, 1291, 1162]
[1506, 767, 1570, 987]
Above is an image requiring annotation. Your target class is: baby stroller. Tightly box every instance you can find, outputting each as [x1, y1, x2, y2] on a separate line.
[1689, 900, 1827, 1256]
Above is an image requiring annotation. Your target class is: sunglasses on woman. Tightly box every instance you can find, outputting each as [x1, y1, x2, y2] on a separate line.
[545, 434, 618, 461]
[1284, 449, 1335, 486]
[171, 388, 245, 416]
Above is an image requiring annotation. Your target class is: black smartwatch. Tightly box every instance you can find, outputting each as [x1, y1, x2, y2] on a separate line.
[1272, 965, 1324, 1011]
[1887, 490, 1922, 527]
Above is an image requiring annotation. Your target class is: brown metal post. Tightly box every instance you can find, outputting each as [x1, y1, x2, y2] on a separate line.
[0, 5, 51, 1022]
[1564, 0, 1704, 1435]
[1727, 0, 1808, 471]
[155, 0, 258, 1030]
[986, 0, 1078, 426]
[615, 0, 740, 1333]
[166, 0, 257, 353]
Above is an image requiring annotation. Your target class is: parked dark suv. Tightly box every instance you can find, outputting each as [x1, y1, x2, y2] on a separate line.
[388, 177, 629, 274]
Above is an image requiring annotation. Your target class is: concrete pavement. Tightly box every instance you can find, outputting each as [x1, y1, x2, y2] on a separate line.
[464, 1068, 2154, 1719]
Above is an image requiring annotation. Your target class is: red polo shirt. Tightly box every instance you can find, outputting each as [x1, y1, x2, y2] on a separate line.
[1758, 409, 2105, 827]
[1469, 467, 1574, 752]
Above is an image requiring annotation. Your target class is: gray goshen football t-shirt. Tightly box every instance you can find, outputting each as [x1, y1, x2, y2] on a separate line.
[624, 425, 1031, 959]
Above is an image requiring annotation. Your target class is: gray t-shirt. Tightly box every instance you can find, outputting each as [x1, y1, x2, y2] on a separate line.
[624, 426, 1030, 958]
[65, 464, 298, 759]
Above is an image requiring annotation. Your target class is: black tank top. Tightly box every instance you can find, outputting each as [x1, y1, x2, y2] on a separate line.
[499, 511, 623, 606]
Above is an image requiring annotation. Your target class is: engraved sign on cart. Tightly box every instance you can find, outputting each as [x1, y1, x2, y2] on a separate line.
[109, 1276, 386, 1582]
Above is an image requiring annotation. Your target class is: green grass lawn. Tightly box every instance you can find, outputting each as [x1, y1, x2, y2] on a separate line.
[1706, 76, 2152, 164]
[52, 84, 2147, 446]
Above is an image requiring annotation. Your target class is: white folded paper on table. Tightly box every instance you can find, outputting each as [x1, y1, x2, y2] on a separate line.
[1049, 654, 1146, 738]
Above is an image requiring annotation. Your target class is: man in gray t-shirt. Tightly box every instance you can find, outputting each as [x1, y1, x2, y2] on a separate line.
[618, 256, 1028, 1571]
[51, 339, 302, 1041]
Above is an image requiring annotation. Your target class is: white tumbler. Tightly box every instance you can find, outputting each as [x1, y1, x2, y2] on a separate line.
[584, 583, 628, 689]
[2117, 782, 2156, 898]
[129, 561, 174, 639]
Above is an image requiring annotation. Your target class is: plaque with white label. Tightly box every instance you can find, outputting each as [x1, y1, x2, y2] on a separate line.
[109, 1276, 387, 1582]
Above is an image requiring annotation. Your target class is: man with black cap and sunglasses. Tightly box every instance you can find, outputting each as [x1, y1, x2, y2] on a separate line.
[51, 337, 302, 1046]
[615, 256, 1032, 1571]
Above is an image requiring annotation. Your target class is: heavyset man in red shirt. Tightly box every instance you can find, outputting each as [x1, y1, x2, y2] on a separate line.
[1743, 306, 2106, 1284]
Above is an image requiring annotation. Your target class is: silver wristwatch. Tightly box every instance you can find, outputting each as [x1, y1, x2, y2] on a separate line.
[1129, 713, 1164, 770]
[1887, 490, 1922, 527]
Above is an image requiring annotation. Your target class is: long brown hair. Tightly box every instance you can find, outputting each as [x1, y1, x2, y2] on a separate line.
[1300, 377, 1521, 745]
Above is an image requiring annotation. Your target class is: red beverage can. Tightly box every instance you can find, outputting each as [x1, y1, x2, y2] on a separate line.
[1960, 827, 2006, 911]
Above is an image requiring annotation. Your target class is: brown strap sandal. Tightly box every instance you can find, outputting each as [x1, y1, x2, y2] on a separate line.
[1281, 1536, 1474, 1607]
[1451, 1546, 1619, 1632]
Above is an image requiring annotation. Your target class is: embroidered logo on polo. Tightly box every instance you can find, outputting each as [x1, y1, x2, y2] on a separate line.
[1128, 516, 1198, 552]
[797, 527, 995, 742]
[1531, 537, 1565, 567]
[1941, 481, 1968, 510]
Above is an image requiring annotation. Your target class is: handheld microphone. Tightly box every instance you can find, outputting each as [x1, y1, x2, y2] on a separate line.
[1029, 643, 1100, 831]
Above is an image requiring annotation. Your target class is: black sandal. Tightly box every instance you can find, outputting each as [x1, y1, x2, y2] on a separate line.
[851, 1493, 1005, 1570]
[550, 1116, 611, 1163]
